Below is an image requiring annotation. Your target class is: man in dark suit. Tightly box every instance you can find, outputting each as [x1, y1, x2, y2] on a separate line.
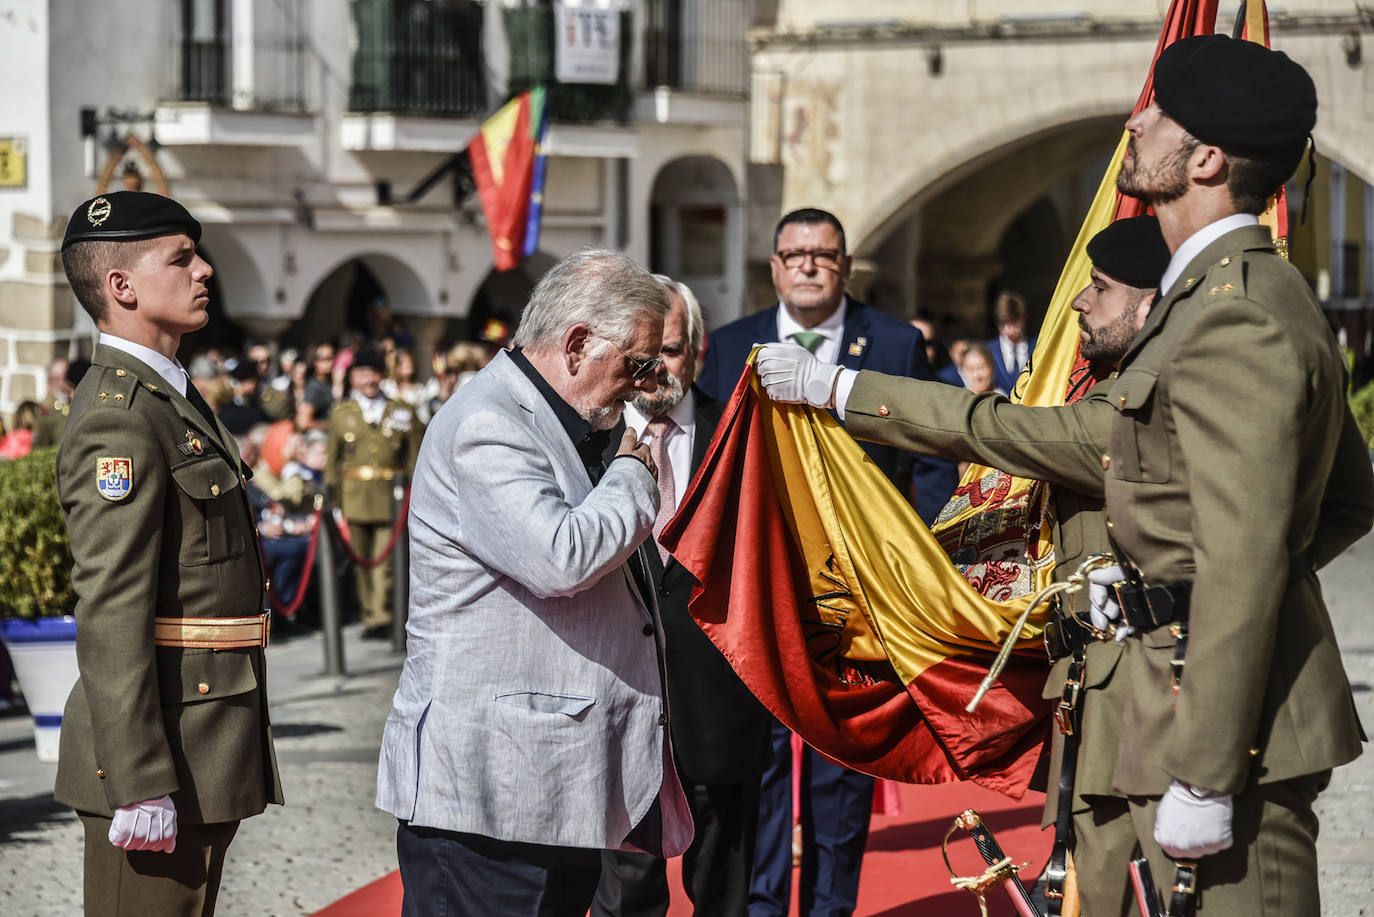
[987, 291, 1037, 394]
[696, 209, 953, 917]
[593, 276, 771, 917]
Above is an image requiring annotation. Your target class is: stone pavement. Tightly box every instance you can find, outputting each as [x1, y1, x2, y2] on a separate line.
[2, 532, 1373, 916]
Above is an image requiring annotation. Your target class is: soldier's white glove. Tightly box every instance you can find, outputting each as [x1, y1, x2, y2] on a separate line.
[1154, 779, 1233, 859]
[755, 342, 842, 409]
[108, 794, 178, 853]
[1086, 564, 1133, 640]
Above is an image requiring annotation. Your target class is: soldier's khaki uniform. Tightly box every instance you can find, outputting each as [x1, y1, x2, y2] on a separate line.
[32, 393, 70, 447]
[844, 374, 1138, 915]
[1105, 225, 1373, 914]
[325, 396, 423, 630]
[55, 343, 284, 916]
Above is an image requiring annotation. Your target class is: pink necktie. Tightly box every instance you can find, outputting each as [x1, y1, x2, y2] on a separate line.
[646, 416, 676, 563]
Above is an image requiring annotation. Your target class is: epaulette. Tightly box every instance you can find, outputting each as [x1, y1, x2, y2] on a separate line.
[1200, 252, 1249, 301]
[88, 366, 141, 409]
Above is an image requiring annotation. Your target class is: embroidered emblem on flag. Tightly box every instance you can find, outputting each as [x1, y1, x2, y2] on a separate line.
[96, 456, 133, 502]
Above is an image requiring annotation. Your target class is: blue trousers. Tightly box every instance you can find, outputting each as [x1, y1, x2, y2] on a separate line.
[396, 821, 601, 917]
[749, 718, 874, 917]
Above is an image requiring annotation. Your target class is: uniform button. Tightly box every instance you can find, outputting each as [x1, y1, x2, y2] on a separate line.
[115, 369, 127, 377]
[197, 682, 210, 695]
[210, 483, 220, 497]
[1118, 395, 1126, 407]
[878, 405, 890, 417]
[1249, 747, 1259, 758]
[642, 623, 654, 636]
[96, 768, 106, 779]
[1220, 257, 1231, 266]
[658, 713, 667, 726]
[1101, 454, 1111, 470]
[1106, 519, 1114, 530]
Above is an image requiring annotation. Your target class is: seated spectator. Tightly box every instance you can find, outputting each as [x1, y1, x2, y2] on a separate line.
[960, 341, 1003, 396]
[237, 430, 313, 617]
[220, 360, 271, 435]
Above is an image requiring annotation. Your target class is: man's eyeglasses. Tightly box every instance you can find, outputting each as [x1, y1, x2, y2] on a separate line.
[592, 334, 663, 382]
[775, 249, 844, 271]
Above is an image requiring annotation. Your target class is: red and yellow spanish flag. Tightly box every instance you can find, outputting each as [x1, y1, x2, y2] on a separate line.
[664, 0, 1249, 798]
[468, 87, 547, 271]
[661, 367, 1050, 796]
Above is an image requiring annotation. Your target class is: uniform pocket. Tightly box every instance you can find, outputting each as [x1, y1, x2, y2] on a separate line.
[171, 456, 246, 565]
[1109, 369, 1171, 483]
[156, 646, 260, 705]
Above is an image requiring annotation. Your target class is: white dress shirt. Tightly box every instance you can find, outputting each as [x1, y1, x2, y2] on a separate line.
[98, 332, 189, 396]
[776, 297, 848, 363]
[624, 388, 697, 508]
[352, 389, 388, 425]
[998, 335, 1029, 377]
[1159, 213, 1259, 298]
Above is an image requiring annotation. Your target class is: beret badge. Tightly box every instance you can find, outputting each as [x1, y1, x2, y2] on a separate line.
[87, 196, 112, 227]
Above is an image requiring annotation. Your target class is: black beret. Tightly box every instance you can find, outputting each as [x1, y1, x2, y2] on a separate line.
[230, 359, 259, 382]
[350, 348, 387, 374]
[1153, 35, 1316, 149]
[62, 191, 202, 250]
[1086, 216, 1172, 289]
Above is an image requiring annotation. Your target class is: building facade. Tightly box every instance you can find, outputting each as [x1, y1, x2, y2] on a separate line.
[0, 0, 752, 416]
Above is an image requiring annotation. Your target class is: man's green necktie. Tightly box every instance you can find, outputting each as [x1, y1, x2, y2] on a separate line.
[791, 331, 825, 353]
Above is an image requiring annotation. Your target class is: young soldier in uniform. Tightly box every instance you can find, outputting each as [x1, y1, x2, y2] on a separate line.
[755, 215, 1170, 915]
[325, 348, 423, 639]
[55, 190, 283, 916]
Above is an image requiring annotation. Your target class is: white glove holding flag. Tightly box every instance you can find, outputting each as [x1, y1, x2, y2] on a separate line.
[1086, 564, 1133, 640]
[755, 342, 842, 409]
[1154, 779, 1234, 859]
[108, 794, 178, 853]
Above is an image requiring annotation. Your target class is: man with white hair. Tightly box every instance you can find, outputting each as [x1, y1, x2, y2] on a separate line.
[592, 277, 771, 917]
[376, 249, 693, 917]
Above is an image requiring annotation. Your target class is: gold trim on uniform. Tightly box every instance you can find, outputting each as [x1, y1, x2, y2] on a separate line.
[153, 613, 271, 649]
[344, 465, 401, 481]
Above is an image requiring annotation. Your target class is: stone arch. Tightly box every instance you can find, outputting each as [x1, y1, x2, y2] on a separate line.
[290, 251, 434, 350]
[648, 154, 744, 328]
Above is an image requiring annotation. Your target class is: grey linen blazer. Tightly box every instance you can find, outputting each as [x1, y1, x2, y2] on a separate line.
[375, 351, 693, 856]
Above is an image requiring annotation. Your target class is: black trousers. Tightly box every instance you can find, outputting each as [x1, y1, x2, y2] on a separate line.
[396, 821, 602, 917]
[592, 779, 761, 917]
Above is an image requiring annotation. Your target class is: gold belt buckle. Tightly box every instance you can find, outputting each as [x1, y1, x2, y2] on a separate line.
[1054, 670, 1082, 736]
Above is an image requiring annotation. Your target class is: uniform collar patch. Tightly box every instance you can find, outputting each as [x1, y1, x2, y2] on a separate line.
[96, 457, 133, 502]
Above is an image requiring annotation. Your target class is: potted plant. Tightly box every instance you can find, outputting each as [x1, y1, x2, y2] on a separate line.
[0, 446, 79, 763]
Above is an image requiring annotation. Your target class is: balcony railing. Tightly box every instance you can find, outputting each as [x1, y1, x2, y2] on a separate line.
[350, 0, 487, 118]
[642, 0, 749, 96]
[505, 3, 634, 124]
[173, 0, 310, 110]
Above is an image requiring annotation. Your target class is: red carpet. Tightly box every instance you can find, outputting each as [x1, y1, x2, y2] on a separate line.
[313, 781, 1048, 917]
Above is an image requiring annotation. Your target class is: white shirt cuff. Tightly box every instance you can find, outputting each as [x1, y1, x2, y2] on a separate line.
[834, 369, 858, 420]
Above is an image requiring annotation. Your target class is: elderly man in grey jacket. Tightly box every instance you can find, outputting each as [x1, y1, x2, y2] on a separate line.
[376, 249, 694, 917]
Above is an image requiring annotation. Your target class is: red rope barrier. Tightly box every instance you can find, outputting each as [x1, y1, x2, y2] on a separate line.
[263, 508, 324, 619]
[333, 485, 411, 570]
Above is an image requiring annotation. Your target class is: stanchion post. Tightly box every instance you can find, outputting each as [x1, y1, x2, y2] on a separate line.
[315, 494, 346, 676]
[391, 475, 410, 652]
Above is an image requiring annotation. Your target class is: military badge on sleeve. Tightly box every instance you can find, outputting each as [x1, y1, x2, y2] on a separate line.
[96, 457, 133, 502]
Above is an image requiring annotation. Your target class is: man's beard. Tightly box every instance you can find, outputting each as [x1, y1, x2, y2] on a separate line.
[1117, 137, 1193, 205]
[579, 399, 626, 431]
[632, 371, 686, 418]
[1079, 312, 1139, 365]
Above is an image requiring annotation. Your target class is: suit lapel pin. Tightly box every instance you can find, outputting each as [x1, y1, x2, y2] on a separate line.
[848, 337, 867, 357]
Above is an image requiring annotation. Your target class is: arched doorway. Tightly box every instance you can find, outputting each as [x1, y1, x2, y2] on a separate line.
[650, 156, 742, 328]
[289, 254, 432, 351]
[463, 252, 558, 347]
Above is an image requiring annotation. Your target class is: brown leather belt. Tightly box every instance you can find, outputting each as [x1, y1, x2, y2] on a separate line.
[154, 613, 270, 649]
[343, 465, 401, 481]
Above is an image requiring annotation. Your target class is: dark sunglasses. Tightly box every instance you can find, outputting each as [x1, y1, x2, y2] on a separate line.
[593, 334, 663, 382]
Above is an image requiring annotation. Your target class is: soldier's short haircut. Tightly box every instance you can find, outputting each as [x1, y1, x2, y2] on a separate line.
[651, 274, 705, 354]
[513, 248, 670, 356]
[773, 208, 847, 254]
[61, 238, 155, 323]
[1222, 142, 1307, 215]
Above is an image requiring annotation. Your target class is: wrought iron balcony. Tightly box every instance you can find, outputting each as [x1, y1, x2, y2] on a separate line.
[642, 0, 749, 96]
[349, 0, 487, 118]
[173, 0, 310, 111]
[505, 3, 634, 125]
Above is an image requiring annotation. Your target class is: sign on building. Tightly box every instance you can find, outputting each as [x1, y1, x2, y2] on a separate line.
[0, 137, 27, 189]
[553, 2, 620, 86]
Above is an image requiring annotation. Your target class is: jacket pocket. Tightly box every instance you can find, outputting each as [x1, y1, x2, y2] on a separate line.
[494, 691, 595, 718]
[171, 456, 247, 565]
[156, 646, 260, 705]
[1109, 370, 1170, 483]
